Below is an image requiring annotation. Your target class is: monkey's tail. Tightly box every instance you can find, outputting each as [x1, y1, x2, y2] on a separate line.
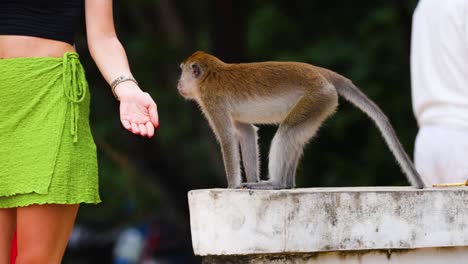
[334, 78, 425, 189]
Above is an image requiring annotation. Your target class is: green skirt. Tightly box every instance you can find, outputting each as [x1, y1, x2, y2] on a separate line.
[0, 52, 101, 208]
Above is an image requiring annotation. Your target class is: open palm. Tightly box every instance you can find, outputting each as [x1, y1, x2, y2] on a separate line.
[119, 90, 159, 138]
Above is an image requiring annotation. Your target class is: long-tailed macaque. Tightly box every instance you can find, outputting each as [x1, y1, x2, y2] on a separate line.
[177, 51, 425, 189]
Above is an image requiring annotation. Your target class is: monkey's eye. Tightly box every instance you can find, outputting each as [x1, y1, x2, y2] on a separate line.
[191, 63, 201, 78]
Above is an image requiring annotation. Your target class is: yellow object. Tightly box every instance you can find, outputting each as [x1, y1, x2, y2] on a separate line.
[432, 180, 468, 187]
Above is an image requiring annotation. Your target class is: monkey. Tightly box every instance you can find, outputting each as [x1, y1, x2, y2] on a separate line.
[177, 51, 426, 190]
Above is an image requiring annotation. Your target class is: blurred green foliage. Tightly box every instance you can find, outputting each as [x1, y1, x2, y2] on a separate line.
[73, 0, 419, 251]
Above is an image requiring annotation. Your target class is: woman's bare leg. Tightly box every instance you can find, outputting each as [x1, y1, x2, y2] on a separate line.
[16, 204, 79, 264]
[0, 208, 16, 264]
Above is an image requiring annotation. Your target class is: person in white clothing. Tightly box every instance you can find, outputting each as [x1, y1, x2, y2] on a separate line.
[411, 0, 468, 185]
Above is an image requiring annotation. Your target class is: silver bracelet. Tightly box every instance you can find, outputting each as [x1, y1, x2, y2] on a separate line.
[111, 76, 138, 100]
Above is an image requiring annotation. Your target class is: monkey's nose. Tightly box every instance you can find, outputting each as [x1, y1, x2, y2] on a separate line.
[177, 85, 187, 97]
[177, 82, 184, 91]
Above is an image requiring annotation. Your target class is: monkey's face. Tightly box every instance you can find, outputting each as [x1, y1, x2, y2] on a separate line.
[177, 62, 203, 100]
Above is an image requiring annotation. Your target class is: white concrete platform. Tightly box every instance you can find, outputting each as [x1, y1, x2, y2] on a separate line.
[188, 187, 468, 260]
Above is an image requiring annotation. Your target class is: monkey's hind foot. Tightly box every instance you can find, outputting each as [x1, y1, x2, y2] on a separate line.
[240, 181, 292, 190]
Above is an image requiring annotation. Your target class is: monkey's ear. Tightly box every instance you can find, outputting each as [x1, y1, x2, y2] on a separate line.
[191, 63, 202, 79]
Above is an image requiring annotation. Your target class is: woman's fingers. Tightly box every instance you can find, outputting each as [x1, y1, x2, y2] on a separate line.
[149, 102, 159, 128]
[123, 119, 154, 138]
[131, 123, 140, 134]
[121, 119, 131, 130]
[146, 122, 154, 138]
[139, 124, 147, 136]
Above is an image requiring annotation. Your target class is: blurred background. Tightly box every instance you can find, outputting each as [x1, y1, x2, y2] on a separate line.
[66, 0, 419, 263]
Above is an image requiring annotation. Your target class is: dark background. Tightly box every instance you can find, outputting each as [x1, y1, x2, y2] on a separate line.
[65, 0, 419, 263]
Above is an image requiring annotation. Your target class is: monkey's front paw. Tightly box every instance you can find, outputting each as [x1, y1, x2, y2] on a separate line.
[235, 182, 259, 189]
[240, 181, 283, 190]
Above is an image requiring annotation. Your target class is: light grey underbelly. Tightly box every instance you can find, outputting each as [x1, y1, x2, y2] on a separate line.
[232, 92, 303, 124]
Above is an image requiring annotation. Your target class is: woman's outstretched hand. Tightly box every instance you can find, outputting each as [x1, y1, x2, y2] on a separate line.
[115, 83, 159, 138]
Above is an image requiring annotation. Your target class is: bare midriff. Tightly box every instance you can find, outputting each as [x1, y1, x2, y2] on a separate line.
[0, 35, 75, 59]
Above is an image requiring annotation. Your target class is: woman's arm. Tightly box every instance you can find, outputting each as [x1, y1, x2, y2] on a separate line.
[85, 0, 159, 137]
